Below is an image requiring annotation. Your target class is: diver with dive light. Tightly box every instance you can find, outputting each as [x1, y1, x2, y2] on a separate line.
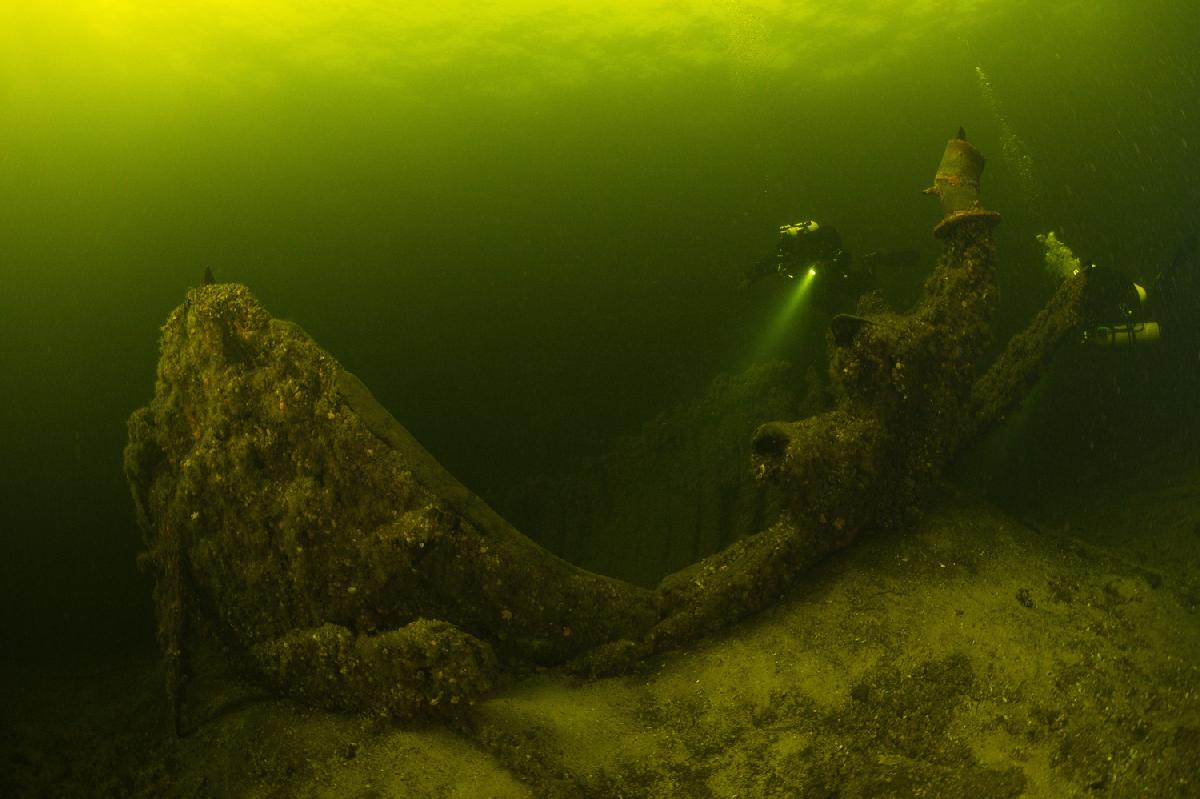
[743, 219, 919, 312]
[1041, 230, 1200, 351]
[748, 218, 1197, 360]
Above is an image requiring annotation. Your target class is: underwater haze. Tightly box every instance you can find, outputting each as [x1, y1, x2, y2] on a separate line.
[2, 0, 1198, 668]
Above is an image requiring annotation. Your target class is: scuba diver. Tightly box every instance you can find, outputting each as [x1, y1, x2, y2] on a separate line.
[1041, 231, 1200, 351]
[743, 219, 919, 313]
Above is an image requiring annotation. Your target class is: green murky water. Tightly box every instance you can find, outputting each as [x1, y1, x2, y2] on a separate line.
[1, 0, 1197, 666]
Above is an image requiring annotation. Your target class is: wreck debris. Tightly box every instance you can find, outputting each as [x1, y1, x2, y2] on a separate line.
[633, 131, 1087, 656]
[124, 286, 657, 725]
[125, 131, 1094, 723]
